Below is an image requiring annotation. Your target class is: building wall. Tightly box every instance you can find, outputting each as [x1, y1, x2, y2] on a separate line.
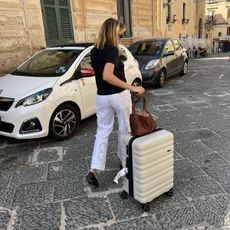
[205, 0, 230, 51]
[0, 0, 45, 73]
[0, 0, 206, 74]
[161, 0, 206, 39]
[132, 0, 153, 39]
[71, 0, 117, 43]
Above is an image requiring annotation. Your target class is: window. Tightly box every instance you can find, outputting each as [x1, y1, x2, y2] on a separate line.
[41, 0, 74, 46]
[164, 40, 175, 55]
[208, 0, 216, 3]
[167, 0, 173, 23]
[13, 49, 81, 77]
[119, 47, 128, 61]
[117, 0, 132, 37]
[198, 18, 202, 38]
[218, 32, 222, 37]
[80, 55, 92, 70]
[182, 3, 186, 20]
[227, 27, 230, 35]
[129, 41, 162, 56]
[208, 11, 215, 21]
[228, 9, 230, 18]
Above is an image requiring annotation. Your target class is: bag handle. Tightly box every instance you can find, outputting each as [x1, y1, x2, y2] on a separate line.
[132, 95, 149, 114]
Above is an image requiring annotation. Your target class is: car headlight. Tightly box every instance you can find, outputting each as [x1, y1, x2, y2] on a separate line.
[145, 60, 159, 70]
[15, 88, 53, 107]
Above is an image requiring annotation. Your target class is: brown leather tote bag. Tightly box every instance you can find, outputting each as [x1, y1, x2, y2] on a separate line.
[130, 95, 157, 136]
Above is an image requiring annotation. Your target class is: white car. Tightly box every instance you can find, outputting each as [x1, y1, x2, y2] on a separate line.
[0, 43, 142, 140]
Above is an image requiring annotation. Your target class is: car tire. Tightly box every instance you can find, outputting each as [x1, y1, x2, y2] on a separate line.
[156, 70, 166, 88]
[49, 104, 80, 140]
[180, 61, 188, 76]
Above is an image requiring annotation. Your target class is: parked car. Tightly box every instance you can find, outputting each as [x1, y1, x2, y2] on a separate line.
[0, 43, 142, 140]
[128, 38, 188, 87]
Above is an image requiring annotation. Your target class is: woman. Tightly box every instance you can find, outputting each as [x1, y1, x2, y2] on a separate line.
[87, 18, 145, 187]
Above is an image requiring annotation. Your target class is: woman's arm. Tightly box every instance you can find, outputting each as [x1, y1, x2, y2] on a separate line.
[103, 63, 145, 95]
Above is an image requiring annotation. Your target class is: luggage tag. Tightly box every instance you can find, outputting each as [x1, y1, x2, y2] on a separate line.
[113, 168, 128, 184]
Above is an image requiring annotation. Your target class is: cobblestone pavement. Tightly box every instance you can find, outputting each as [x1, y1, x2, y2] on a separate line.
[0, 55, 230, 230]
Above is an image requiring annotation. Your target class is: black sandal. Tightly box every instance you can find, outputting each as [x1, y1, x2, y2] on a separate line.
[86, 172, 99, 187]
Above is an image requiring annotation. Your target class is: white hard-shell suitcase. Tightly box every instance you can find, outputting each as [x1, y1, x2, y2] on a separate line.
[120, 129, 174, 211]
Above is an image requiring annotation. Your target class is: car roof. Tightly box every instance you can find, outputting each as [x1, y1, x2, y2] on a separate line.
[49, 43, 95, 49]
[132, 38, 171, 44]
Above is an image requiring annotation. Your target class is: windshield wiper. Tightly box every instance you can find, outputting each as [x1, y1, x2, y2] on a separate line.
[11, 70, 28, 76]
[11, 70, 40, 76]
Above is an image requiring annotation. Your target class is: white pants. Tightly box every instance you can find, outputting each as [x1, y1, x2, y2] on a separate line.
[90, 90, 132, 171]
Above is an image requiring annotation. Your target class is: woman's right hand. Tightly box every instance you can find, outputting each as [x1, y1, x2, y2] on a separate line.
[130, 85, 145, 95]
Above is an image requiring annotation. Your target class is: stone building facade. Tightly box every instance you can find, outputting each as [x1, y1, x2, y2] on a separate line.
[205, 0, 230, 52]
[0, 0, 206, 74]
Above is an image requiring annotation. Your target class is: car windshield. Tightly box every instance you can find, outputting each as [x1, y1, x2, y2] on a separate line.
[129, 41, 163, 56]
[12, 49, 83, 77]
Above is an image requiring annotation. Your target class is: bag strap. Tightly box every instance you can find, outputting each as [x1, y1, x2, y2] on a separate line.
[131, 95, 149, 114]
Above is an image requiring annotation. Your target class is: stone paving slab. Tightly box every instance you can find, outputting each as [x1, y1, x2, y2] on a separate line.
[0, 56, 230, 229]
[0, 209, 11, 230]
[64, 197, 113, 229]
[13, 203, 61, 230]
[192, 194, 230, 228]
[13, 182, 54, 207]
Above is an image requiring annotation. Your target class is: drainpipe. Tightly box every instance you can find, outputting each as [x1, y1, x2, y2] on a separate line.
[20, 0, 33, 54]
[160, 0, 163, 37]
[82, 0, 87, 42]
[155, 0, 162, 38]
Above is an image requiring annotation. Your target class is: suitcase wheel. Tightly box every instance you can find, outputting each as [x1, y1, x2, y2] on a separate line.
[120, 190, 128, 199]
[141, 202, 150, 212]
[165, 188, 173, 197]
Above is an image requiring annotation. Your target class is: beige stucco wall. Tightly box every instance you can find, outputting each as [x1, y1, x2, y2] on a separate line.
[132, 0, 153, 39]
[71, 0, 117, 43]
[161, 0, 206, 39]
[0, 0, 45, 73]
[205, 1, 230, 41]
[0, 0, 206, 74]
[72, 0, 156, 45]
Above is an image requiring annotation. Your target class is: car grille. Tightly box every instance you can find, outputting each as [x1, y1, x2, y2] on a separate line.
[0, 97, 14, 111]
[0, 121, 14, 133]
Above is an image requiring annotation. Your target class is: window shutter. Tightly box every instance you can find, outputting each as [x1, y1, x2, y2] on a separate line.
[41, 0, 74, 46]
[123, 0, 132, 36]
[44, 6, 59, 43]
[117, 0, 132, 37]
[59, 8, 73, 40]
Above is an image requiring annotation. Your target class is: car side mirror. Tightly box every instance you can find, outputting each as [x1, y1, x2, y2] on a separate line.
[120, 54, 127, 62]
[81, 68, 95, 77]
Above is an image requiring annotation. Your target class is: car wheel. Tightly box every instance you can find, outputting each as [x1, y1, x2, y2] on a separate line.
[181, 61, 188, 75]
[156, 70, 166, 88]
[49, 104, 80, 140]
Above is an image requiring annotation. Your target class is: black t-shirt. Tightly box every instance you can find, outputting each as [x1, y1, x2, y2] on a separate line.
[90, 43, 126, 95]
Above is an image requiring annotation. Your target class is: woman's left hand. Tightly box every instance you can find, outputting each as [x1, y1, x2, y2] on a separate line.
[130, 85, 145, 95]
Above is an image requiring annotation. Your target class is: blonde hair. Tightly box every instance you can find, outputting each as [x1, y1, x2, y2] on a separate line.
[95, 18, 126, 49]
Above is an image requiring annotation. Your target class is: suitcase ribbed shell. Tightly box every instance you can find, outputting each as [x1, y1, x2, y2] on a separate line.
[124, 129, 174, 204]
